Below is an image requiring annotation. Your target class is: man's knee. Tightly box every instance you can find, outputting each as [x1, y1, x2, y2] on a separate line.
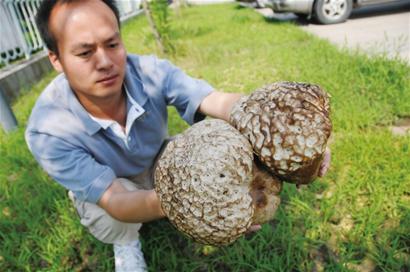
[69, 186, 142, 245]
[85, 213, 142, 245]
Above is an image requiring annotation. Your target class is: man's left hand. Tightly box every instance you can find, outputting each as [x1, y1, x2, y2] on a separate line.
[318, 147, 331, 177]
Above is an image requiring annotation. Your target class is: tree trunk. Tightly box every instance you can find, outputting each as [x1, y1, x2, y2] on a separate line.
[141, 0, 165, 54]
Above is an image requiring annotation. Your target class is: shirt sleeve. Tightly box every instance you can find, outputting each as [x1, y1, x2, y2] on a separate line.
[156, 58, 214, 125]
[25, 131, 116, 204]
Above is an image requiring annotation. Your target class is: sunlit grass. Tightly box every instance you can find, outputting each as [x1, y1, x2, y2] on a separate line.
[1, 3, 409, 271]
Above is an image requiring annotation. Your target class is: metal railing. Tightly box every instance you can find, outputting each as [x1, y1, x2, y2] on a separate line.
[0, 0, 142, 133]
[0, 0, 42, 66]
[118, 0, 143, 22]
[0, 0, 142, 68]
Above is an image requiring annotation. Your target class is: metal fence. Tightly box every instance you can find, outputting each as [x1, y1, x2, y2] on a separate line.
[0, 0, 142, 68]
[0, 0, 142, 133]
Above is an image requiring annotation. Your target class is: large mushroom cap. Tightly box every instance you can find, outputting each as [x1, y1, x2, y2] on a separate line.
[250, 160, 282, 224]
[154, 119, 255, 245]
[230, 81, 332, 185]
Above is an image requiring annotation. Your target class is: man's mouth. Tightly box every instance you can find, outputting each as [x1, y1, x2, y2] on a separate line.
[96, 74, 119, 85]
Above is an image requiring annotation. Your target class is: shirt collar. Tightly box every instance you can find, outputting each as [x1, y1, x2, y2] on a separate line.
[87, 85, 145, 132]
[124, 84, 145, 134]
[65, 56, 148, 136]
[124, 56, 148, 107]
[88, 115, 115, 130]
[65, 82, 101, 136]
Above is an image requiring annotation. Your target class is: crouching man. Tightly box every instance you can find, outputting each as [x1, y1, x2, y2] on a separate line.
[25, 0, 246, 270]
[26, 1, 330, 271]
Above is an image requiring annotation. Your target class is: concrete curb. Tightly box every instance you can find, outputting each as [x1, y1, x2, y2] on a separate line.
[0, 51, 52, 105]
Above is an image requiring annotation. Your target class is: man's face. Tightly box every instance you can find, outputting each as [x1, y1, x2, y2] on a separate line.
[49, 0, 126, 101]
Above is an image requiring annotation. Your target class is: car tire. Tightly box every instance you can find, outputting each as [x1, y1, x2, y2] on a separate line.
[313, 0, 353, 24]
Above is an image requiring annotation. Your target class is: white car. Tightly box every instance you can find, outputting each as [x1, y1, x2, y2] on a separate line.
[266, 0, 403, 24]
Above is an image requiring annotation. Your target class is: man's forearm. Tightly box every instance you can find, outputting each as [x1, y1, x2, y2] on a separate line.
[199, 91, 243, 122]
[98, 180, 165, 223]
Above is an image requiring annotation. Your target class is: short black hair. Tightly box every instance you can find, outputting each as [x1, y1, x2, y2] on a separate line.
[36, 0, 121, 55]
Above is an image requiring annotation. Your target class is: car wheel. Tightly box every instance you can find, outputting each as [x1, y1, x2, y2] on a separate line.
[314, 0, 352, 24]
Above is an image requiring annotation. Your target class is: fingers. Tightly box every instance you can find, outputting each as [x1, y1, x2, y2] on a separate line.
[246, 224, 262, 233]
[318, 147, 331, 177]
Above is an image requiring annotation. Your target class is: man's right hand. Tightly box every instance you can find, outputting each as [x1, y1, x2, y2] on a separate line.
[98, 179, 165, 223]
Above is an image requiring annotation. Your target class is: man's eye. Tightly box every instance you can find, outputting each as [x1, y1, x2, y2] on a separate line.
[109, 43, 119, 48]
[77, 51, 91, 57]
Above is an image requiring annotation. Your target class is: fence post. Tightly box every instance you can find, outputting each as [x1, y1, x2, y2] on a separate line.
[0, 88, 18, 133]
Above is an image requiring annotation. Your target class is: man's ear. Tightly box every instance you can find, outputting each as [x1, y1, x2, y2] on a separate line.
[48, 51, 63, 73]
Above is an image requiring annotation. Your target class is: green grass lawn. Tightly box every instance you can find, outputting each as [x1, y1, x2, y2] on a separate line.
[1, 4, 409, 271]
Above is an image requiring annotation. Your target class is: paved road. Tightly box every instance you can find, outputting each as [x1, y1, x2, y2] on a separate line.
[257, 1, 410, 63]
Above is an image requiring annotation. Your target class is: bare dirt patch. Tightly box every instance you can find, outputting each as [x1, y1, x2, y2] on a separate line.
[389, 117, 410, 136]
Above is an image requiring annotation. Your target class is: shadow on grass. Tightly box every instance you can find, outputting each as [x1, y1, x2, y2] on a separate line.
[262, 15, 310, 26]
[234, 4, 247, 10]
[231, 3, 309, 26]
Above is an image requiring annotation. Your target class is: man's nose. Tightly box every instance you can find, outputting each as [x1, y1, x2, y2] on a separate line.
[95, 49, 113, 70]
